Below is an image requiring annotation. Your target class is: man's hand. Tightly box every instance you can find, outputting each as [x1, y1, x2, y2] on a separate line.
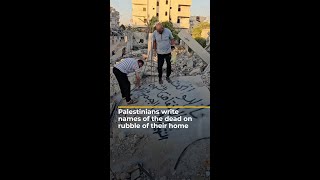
[153, 49, 157, 57]
[135, 80, 141, 89]
[135, 72, 141, 88]
[171, 39, 175, 46]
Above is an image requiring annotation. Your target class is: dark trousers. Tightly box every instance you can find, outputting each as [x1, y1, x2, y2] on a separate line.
[157, 53, 171, 80]
[113, 67, 131, 102]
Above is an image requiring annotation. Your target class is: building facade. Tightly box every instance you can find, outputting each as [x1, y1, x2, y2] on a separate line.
[132, 0, 192, 29]
[110, 6, 120, 30]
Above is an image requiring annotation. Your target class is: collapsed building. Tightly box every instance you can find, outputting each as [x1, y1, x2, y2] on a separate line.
[110, 29, 211, 179]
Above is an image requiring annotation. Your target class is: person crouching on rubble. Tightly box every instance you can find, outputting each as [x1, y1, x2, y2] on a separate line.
[113, 57, 145, 104]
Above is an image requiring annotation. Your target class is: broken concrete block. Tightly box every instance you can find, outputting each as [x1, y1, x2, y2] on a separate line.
[120, 172, 130, 180]
[127, 164, 140, 173]
[189, 68, 201, 76]
[130, 169, 140, 180]
[178, 30, 210, 65]
[187, 59, 194, 68]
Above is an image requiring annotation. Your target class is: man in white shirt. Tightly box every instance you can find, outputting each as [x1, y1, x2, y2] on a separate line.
[113, 58, 144, 104]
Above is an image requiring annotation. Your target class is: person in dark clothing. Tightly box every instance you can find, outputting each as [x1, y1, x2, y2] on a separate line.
[113, 58, 144, 104]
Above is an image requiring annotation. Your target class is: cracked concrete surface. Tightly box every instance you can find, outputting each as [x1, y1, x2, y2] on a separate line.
[110, 30, 211, 179]
[110, 76, 210, 179]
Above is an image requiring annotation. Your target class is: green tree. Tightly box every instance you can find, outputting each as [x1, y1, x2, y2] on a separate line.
[198, 22, 210, 29]
[192, 22, 210, 38]
[161, 21, 180, 41]
[192, 28, 202, 38]
[195, 37, 207, 48]
[138, 16, 158, 34]
[148, 16, 158, 33]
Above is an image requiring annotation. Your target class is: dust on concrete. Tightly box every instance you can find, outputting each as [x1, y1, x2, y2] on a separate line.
[110, 28, 211, 180]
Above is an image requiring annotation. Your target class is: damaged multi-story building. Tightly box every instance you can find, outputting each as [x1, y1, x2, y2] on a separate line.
[132, 0, 192, 29]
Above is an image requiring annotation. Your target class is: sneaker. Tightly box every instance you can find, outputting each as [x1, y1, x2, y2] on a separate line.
[127, 99, 138, 105]
[159, 79, 163, 84]
[166, 77, 172, 83]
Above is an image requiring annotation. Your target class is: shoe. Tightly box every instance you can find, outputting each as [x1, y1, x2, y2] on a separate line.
[127, 99, 138, 105]
[166, 77, 172, 83]
[159, 79, 163, 84]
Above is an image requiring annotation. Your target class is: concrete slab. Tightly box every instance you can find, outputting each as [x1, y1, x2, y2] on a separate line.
[111, 76, 210, 177]
[178, 30, 210, 65]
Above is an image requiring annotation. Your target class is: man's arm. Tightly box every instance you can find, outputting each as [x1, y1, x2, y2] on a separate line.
[153, 40, 157, 50]
[153, 32, 157, 56]
[171, 39, 175, 46]
[153, 39, 157, 56]
[135, 71, 141, 87]
[153, 32, 157, 50]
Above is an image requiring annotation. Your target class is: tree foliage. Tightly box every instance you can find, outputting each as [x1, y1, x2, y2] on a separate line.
[138, 16, 158, 34]
[192, 22, 210, 38]
[161, 21, 180, 41]
[148, 16, 158, 33]
[194, 37, 207, 48]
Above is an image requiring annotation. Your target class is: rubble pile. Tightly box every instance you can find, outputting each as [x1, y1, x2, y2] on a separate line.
[137, 46, 211, 89]
[201, 70, 210, 91]
[110, 163, 153, 180]
[174, 53, 207, 76]
[132, 44, 148, 50]
[110, 42, 211, 110]
[111, 130, 148, 159]
[109, 30, 211, 179]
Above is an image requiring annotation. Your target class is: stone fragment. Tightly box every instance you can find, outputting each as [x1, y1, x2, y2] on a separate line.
[127, 164, 140, 173]
[120, 172, 130, 180]
[187, 59, 194, 68]
[178, 30, 210, 64]
[160, 176, 167, 180]
[131, 169, 140, 180]
[189, 68, 201, 76]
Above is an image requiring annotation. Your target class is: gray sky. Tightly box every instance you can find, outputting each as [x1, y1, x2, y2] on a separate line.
[110, 0, 210, 25]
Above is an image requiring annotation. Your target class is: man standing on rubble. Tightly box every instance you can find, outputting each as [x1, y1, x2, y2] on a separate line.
[153, 22, 175, 84]
[113, 57, 144, 104]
